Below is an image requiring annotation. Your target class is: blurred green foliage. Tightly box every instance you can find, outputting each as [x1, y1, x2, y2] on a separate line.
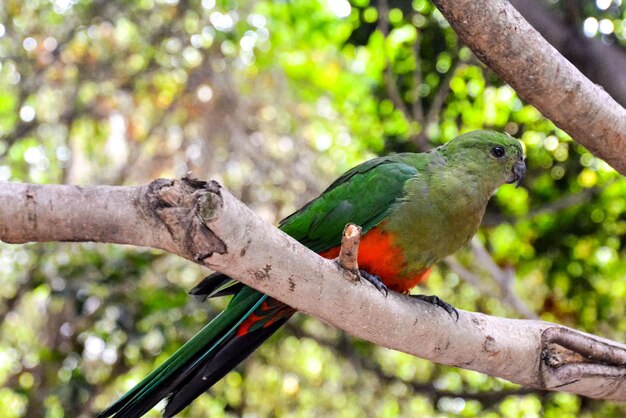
[1, 0, 626, 417]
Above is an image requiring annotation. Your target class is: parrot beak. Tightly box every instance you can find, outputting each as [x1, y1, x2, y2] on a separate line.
[507, 160, 526, 188]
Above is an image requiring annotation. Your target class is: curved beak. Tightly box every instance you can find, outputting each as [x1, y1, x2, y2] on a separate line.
[507, 160, 526, 188]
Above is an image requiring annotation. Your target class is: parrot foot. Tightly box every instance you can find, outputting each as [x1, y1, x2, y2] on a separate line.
[359, 269, 389, 297]
[410, 294, 459, 322]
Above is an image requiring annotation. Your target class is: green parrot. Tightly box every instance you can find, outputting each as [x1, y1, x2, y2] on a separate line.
[98, 130, 525, 417]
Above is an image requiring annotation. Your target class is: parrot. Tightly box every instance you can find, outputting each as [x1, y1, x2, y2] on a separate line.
[98, 130, 525, 417]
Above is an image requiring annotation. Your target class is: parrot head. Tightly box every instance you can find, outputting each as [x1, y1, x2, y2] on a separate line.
[440, 130, 526, 190]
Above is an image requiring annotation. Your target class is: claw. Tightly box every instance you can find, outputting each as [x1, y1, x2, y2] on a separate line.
[359, 269, 389, 297]
[410, 294, 459, 322]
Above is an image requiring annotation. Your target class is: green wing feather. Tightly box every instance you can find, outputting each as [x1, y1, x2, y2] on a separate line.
[279, 154, 425, 252]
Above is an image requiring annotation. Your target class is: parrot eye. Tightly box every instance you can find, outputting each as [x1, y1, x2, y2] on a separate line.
[490, 146, 505, 158]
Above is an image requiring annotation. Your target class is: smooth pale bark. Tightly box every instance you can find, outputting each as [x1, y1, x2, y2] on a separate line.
[509, 0, 626, 107]
[433, 0, 626, 176]
[2, 178, 626, 400]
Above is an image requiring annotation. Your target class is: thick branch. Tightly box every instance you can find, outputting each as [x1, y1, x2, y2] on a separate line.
[433, 0, 626, 175]
[509, 0, 626, 108]
[0, 183, 158, 247]
[2, 179, 626, 401]
[0, 179, 225, 257]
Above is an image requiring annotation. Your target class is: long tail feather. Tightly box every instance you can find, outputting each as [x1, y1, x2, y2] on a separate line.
[189, 273, 243, 300]
[97, 285, 293, 418]
[164, 317, 288, 416]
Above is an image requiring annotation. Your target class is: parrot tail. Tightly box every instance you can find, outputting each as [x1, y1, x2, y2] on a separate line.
[97, 275, 294, 418]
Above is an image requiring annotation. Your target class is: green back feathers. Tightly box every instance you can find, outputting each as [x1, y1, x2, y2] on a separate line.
[279, 155, 427, 252]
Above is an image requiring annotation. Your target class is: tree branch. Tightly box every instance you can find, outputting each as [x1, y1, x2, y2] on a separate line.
[509, 0, 626, 108]
[433, 0, 626, 175]
[1, 178, 626, 400]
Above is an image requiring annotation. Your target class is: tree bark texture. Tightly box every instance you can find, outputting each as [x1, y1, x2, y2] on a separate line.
[509, 0, 626, 108]
[1, 178, 626, 400]
[433, 0, 626, 176]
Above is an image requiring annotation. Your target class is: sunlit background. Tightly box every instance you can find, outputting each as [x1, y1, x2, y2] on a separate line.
[1, 0, 626, 416]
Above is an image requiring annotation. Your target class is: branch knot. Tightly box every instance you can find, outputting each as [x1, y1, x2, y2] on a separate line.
[147, 175, 227, 261]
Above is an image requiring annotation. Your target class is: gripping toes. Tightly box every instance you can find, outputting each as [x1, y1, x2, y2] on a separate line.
[410, 294, 459, 322]
[358, 269, 389, 297]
